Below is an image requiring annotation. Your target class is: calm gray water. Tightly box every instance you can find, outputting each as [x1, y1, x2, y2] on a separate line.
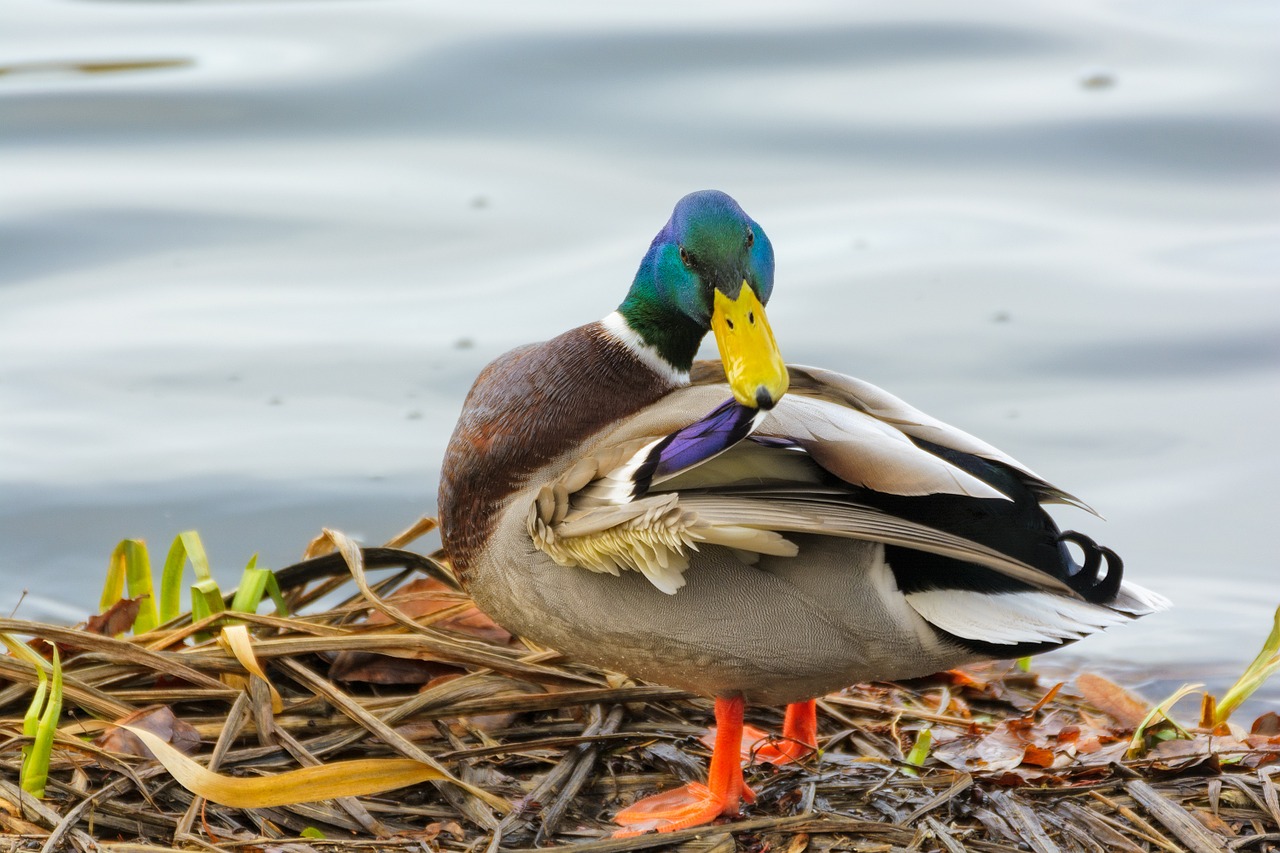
[2, 1, 1278, 707]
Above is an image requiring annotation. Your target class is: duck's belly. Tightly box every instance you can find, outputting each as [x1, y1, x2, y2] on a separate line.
[467, 525, 975, 706]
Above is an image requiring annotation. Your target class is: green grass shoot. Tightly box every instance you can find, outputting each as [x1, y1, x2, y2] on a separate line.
[103, 539, 158, 633]
[1213, 603, 1280, 727]
[229, 554, 288, 617]
[903, 727, 932, 776]
[100, 531, 289, 641]
[19, 646, 62, 798]
[1127, 682, 1200, 758]
[0, 633, 65, 798]
[161, 530, 212, 623]
[190, 578, 227, 641]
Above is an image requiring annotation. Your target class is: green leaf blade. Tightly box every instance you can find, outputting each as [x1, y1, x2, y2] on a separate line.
[20, 648, 62, 798]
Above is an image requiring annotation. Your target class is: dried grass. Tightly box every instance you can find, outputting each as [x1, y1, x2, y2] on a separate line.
[0, 529, 1276, 853]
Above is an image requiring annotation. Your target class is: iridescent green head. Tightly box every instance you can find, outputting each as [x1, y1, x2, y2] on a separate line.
[618, 190, 788, 408]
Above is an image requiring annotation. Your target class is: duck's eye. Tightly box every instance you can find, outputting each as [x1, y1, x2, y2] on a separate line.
[745, 227, 754, 249]
[679, 246, 693, 268]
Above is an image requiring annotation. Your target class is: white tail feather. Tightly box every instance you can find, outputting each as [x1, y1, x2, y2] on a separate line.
[905, 588, 1136, 645]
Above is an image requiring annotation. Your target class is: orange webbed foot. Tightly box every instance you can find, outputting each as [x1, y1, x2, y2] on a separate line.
[613, 695, 752, 836]
[613, 781, 738, 836]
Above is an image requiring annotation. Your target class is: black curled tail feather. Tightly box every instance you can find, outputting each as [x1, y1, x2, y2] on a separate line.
[1058, 530, 1123, 603]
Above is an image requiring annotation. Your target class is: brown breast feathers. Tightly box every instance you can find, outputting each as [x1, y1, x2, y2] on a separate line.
[438, 322, 678, 582]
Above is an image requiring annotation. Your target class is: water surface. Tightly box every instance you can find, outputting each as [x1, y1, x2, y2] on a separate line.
[2, 0, 1278, 707]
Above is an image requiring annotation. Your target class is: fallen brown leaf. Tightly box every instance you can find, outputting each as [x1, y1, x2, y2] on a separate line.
[1252, 711, 1280, 735]
[1075, 672, 1150, 728]
[98, 705, 201, 758]
[85, 597, 144, 637]
[1022, 744, 1056, 767]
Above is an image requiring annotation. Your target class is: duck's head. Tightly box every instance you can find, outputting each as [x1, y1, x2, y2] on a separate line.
[618, 190, 789, 410]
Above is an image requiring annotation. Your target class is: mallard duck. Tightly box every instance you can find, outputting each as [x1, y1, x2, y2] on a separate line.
[438, 190, 1167, 834]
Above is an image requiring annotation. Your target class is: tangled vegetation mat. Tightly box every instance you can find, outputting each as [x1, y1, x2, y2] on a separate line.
[0, 521, 1277, 853]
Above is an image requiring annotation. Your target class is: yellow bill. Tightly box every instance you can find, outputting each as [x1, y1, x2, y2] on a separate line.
[711, 282, 789, 409]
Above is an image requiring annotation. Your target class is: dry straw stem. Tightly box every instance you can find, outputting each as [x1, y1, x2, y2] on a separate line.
[120, 724, 446, 809]
[0, 529, 1275, 852]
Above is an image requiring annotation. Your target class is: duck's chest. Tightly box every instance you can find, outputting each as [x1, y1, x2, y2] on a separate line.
[437, 323, 674, 584]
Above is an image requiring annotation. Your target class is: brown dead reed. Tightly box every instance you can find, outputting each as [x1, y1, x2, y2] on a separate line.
[0, 528, 1276, 853]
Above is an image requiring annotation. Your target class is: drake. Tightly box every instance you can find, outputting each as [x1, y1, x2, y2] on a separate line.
[438, 190, 1167, 834]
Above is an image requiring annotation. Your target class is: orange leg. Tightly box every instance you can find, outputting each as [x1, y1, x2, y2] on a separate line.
[747, 699, 818, 765]
[614, 695, 752, 836]
[784, 699, 819, 754]
[711, 699, 819, 765]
